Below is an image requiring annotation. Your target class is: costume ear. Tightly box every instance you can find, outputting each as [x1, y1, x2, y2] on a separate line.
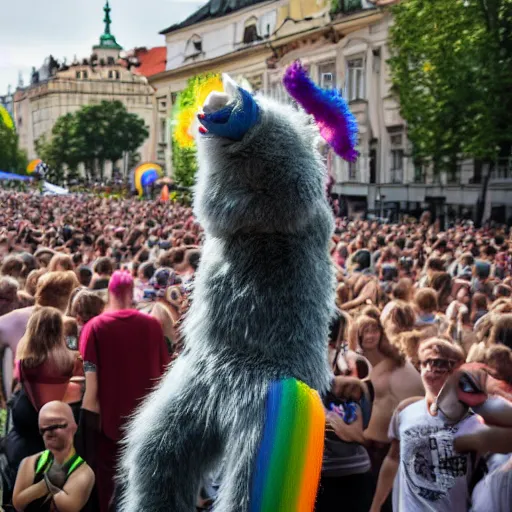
[283, 61, 358, 162]
[198, 74, 259, 141]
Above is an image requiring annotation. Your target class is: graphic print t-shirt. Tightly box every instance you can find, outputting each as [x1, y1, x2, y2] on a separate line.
[389, 399, 480, 512]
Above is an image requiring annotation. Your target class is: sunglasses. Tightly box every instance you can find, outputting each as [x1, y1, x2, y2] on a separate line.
[420, 358, 455, 372]
[39, 423, 68, 436]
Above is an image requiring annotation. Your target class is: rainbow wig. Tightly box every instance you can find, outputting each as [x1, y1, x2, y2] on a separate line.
[172, 75, 224, 148]
[283, 61, 358, 162]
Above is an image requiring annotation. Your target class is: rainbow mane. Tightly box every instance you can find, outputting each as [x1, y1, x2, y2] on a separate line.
[172, 75, 224, 149]
[27, 159, 42, 174]
[132, 163, 164, 196]
[250, 379, 325, 512]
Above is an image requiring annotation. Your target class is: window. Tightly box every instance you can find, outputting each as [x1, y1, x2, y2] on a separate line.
[243, 17, 261, 44]
[159, 118, 167, 144]
[269, 81, 294, 105]
[348, 160, 359, 181]
[389, 128, 404, 183]
[343, 0, 363, 12]
[390, 149, 404, 183]
[108, 70, 120, 80]
[346, 58, 365, 101]
[318, 61, 336, 89]
[75, 70, 88, 80]
[185, 34, 203, 58]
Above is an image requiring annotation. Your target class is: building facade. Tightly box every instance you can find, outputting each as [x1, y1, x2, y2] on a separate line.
[0, 86, 14, 119]
[12, 1, 155, 176]
[152, 0, 512, 223]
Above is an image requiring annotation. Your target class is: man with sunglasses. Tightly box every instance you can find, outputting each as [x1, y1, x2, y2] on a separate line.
[12, 401, 94, 511]
[370, 338, 481, 512]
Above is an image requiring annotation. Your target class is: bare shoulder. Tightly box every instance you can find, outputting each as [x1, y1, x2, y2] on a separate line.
[396, 396, 423, 414]
[18, 453, 39, 476]
[69, 462, 95, 484]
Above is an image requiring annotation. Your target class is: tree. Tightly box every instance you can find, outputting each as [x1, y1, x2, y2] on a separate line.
[101, 101, 149, 173]
[389, 0, 512, 224]
[172, 138, 197, 188]
[35, 101, 149, 184]
[0, 122, 27, 173]
[36, 113, 83, 183]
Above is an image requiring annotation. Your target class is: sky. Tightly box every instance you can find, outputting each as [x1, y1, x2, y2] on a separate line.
[0, 0, 206, 94]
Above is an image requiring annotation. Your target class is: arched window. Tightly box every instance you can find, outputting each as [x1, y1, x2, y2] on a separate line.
[243, 17, 261, 44]
[185, 34, 203, 59]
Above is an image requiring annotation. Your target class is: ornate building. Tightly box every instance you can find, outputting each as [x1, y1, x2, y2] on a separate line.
[151, 0, 512, 223]
[13, 1, 155, 175]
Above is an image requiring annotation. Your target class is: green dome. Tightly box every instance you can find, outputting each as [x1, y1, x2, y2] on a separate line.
[94, 1, 122, 50]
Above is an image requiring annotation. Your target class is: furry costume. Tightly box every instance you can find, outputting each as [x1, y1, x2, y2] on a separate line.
[119, 64, 357, 512]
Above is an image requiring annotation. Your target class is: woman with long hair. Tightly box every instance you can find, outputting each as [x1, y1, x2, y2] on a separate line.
[15, 307, 82, 409]
[6, 308, 83, 482]
[430, 271, 453, 313]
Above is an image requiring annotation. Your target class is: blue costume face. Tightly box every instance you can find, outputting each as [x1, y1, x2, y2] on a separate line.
[197, 75, 260, 141]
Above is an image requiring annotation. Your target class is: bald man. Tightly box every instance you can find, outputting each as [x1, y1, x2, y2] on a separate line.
[12, 401, 94, 511]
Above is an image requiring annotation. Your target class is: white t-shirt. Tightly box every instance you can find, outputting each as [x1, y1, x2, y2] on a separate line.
[471, 454, 512, 512]
[389, 399, 481, 512]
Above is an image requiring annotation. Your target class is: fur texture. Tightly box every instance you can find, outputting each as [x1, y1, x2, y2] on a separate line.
[283, 61, 358, 162]
[118, 89, 335, 511]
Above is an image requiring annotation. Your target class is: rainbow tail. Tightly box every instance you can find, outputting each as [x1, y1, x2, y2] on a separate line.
[250, 379, 325, 512]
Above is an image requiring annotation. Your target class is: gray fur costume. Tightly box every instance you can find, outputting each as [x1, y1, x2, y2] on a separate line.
[118, 76, 335, 511]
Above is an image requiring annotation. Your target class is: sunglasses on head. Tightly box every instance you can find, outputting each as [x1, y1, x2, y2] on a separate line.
[39, 423, 68, 436]
[420, 358, 455, 372]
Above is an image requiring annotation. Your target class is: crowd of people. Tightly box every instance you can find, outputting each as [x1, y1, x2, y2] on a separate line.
[0, 189, 511, 511]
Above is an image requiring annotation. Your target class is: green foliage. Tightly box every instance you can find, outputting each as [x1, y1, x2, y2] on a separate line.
[171, 137, 197, 188]
[389, 0, 512, 175]
[0, 122, 27, 173]
[35, 100, 148, 184]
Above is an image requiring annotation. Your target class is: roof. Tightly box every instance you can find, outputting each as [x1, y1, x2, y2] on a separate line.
[132, 47, 167, 77]
[160, 0, 274, 35]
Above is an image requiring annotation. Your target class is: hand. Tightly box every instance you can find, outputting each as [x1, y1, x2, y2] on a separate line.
[44, 473, 62, 496]
[46, 462, 68, 489]
[326, 411, 363, 444]
[453, 418, 489, 453]
[331, 376, 365, 402]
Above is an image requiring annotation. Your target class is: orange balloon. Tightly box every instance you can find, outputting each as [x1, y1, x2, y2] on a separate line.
[161, 185, 170, 201]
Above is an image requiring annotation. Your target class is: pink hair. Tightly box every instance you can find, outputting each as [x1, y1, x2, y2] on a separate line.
[108, 270, 134, 298]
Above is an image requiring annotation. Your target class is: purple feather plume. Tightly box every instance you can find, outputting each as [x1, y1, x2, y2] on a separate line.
[283, 61, 358, 162]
